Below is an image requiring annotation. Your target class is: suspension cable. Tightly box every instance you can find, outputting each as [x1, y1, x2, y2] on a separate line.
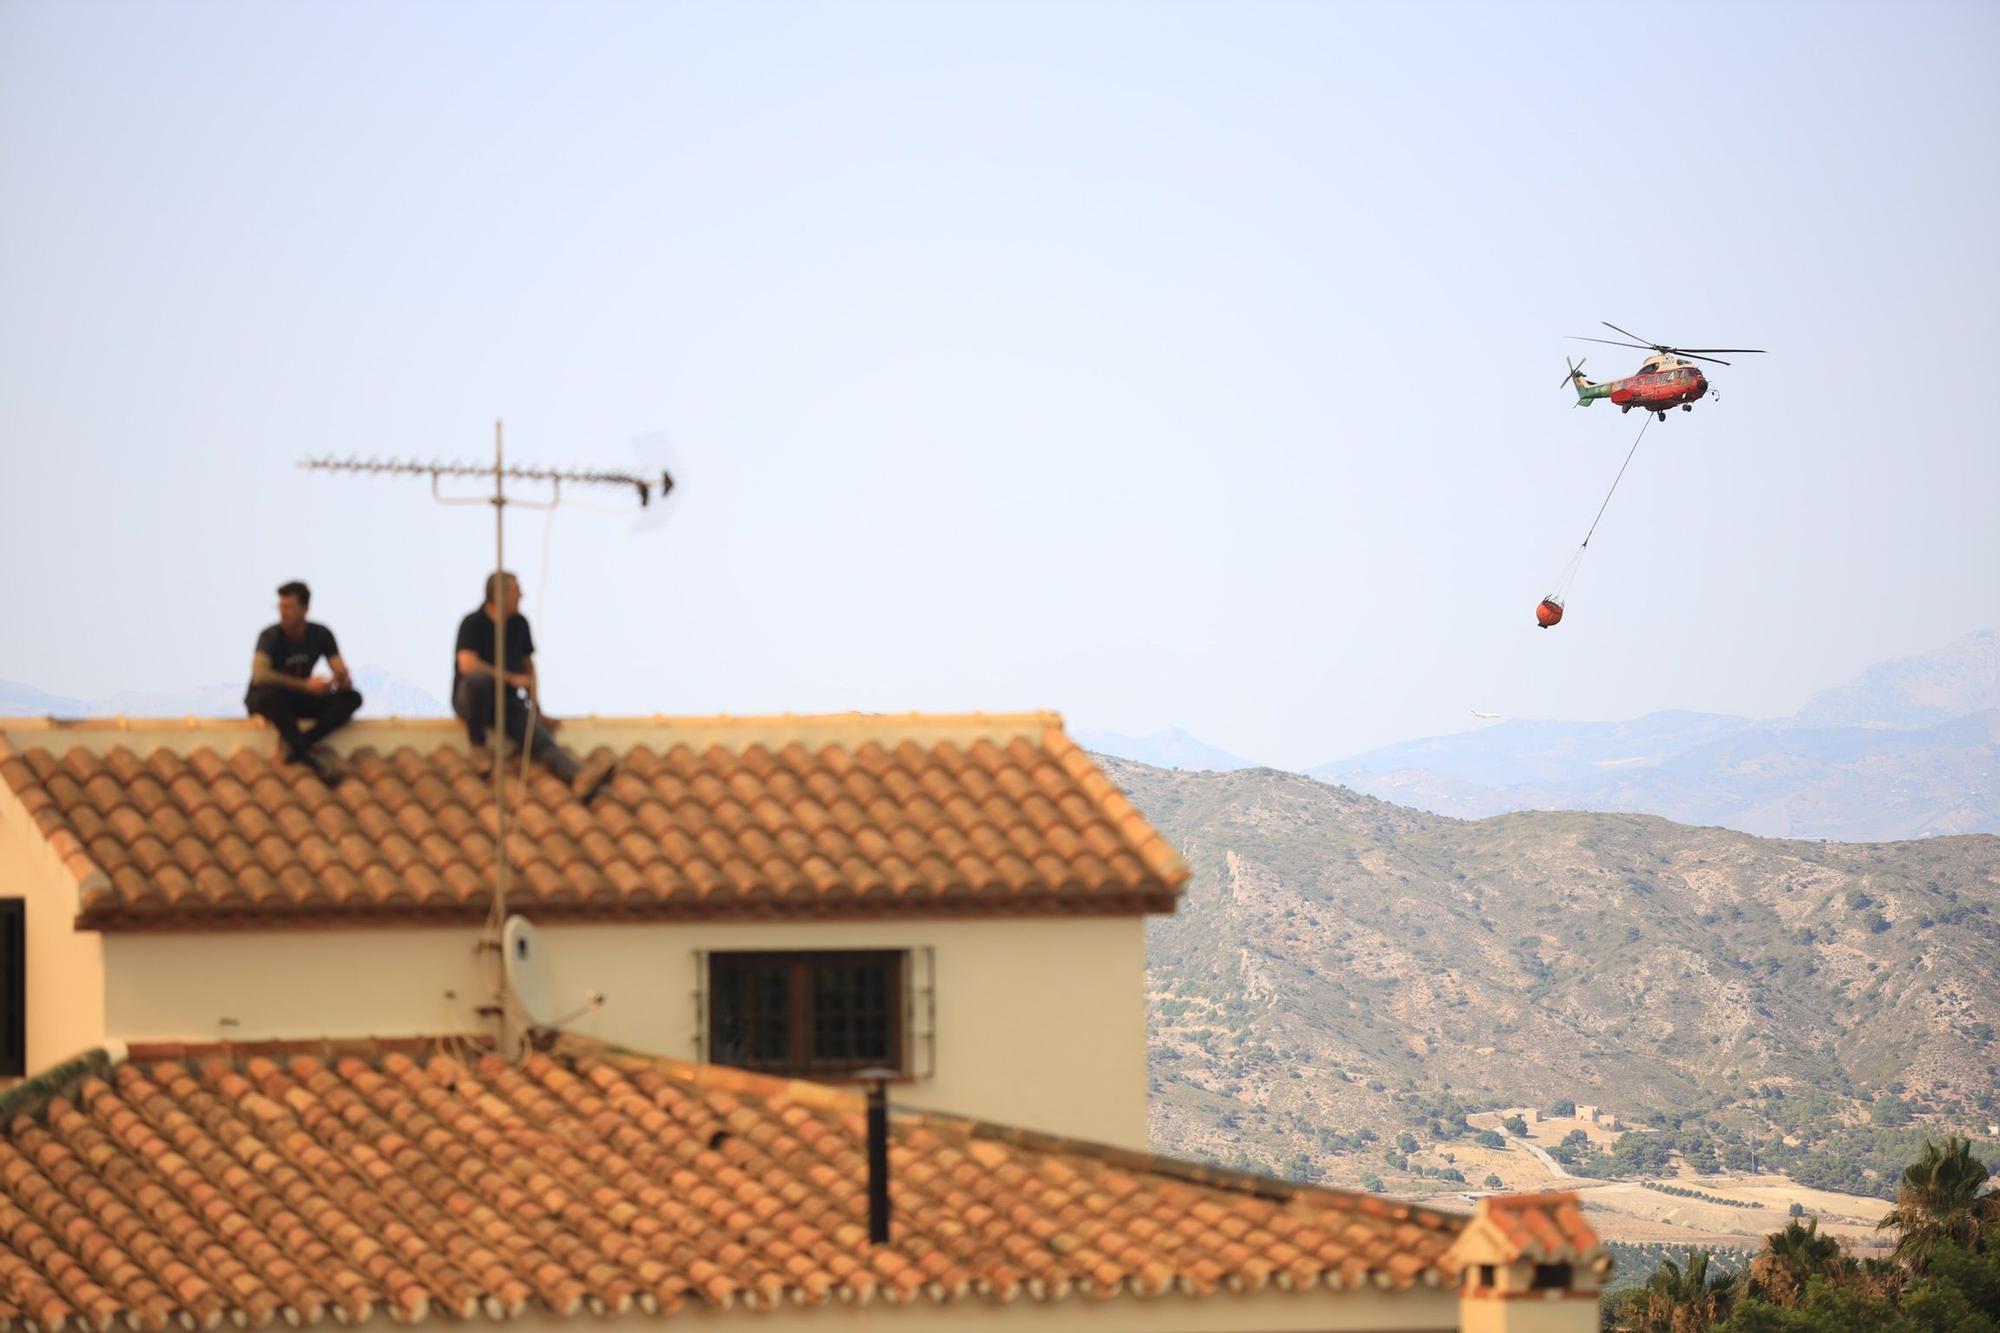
[1547, 413, 1653, 602]
[1581, 413, 1651, 550]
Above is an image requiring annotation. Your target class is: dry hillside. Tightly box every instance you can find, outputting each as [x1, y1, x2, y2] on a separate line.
[1121, 758, 2000, 1196]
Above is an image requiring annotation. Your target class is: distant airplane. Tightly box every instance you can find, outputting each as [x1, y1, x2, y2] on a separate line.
[1471, 710, 1502, 720]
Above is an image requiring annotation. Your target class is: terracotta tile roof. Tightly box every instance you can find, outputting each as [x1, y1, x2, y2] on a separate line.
[1446, 1192, 1607, 1272]
[0, 1039, 1468, 1329]
[1479, 1192, 1599, 1263]
[0, 714, 1188, 929]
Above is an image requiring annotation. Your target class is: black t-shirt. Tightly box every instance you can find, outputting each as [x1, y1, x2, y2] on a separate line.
[454, 609, 534, 693]
[253, 622, 339, 683]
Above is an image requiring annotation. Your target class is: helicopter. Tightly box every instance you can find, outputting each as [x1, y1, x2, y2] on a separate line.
[1562, 321, 1765, 421]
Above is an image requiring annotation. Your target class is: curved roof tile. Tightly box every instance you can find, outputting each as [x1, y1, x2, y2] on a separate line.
[0, 715, 1188, 930]
[0, 1039, 1479, 1330]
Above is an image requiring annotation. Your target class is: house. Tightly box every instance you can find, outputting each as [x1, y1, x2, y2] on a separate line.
[0, 713, 1179, 1147]
[0, 712, 1606, 1331]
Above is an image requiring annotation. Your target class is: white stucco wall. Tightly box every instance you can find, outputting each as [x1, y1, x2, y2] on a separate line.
[0, 771, 106, 1081]
[373, 1287, 1460, 1333]
[99, 913, 1150, 1147]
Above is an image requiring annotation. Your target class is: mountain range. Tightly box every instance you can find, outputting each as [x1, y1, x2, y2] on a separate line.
[1069, 725, 1253, 773]
[1090, 631, 2000, 842]
[1119, 755, 2000, 1196]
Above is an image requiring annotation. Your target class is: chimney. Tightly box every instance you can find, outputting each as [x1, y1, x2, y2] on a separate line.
[859, 1069, 895, 1245]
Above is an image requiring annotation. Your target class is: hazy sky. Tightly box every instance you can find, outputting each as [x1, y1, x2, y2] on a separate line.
[2, 0, 1995, 768]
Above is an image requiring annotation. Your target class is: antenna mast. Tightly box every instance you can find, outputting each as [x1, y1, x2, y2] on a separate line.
[300, 424, 670, 1053]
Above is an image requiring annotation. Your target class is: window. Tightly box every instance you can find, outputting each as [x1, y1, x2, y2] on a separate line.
[1531, 1263, 1573, 1291]
[0, 900, 22, 1078]
[708, 951, 905, 1078]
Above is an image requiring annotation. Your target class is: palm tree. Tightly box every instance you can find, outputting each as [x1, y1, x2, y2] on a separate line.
[1877, 1136, 1999, 1271]
[1747, 1217, 1848, 1307]
[1624, 1249, 1738, 1333]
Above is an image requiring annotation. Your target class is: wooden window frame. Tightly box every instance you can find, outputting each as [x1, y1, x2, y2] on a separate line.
[0, 900, 22, 1078]
[706, 950, 907, 1080]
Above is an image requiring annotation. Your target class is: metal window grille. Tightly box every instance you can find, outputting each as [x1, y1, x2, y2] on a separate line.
[693, 947, 936, 1080]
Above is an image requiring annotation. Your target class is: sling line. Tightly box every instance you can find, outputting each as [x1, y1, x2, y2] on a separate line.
[1580, 413, 1650, 551]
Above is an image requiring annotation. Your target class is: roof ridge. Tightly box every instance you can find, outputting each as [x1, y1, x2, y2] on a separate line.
[927, 1111, 1461, 1223]
[0, 709, 1069, 732]
[120, 1034, 463, 1065]
[0, 1047, 117, 1126]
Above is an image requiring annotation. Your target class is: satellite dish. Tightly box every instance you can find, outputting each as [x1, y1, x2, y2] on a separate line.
[501, 915, 552, 1026]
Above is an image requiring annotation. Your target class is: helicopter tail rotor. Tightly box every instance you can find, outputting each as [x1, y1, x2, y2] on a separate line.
[1560, 356, 1588, 388]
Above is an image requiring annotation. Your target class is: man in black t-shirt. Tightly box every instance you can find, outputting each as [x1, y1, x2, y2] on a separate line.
[453, 571, 613, 802]
[245, 580, 363, 780]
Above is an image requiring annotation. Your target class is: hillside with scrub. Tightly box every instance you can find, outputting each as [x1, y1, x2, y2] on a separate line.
[1122, 758, 2000, 1203]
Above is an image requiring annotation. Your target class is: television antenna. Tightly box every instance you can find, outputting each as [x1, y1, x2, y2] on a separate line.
[300, 422, 671, 1054]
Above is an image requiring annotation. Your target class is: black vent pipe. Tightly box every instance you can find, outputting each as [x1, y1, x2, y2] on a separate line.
[859, 1069, 895, 1244]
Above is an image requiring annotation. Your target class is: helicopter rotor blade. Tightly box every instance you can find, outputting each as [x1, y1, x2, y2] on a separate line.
[1568, 335, 1654, 351]
[1675, 352, 1734, 366]
[1668, 346, 1767, 355]
[1602, 321, 1660, 348]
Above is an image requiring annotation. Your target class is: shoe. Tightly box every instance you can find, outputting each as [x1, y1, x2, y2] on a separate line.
[465, 744, 494, 777]
[571, 757, 616, 805]
[304, 748, 349, 785]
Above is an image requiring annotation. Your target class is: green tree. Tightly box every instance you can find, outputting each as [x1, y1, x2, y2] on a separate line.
[1899, 1238, 2000, 1331]
[1712, 1281, 1912, 1333]
[1622, 1250, 1738, 1333]
[1746, 1219, 1847, 1309]
[1551, 1098, 1577, 1116]
[1704, 1141, 2000, 1333]
[1502, 1114, 1528, 1136]
[1878, 1136, 1999, 1272]
[1873, 1094, 1912, 1128]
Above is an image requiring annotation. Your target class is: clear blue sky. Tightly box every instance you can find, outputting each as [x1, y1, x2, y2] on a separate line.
[2, 0, 1995, 768]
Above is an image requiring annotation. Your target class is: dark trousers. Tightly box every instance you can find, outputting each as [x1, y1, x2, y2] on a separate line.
[452, 677, 580, 781]
[245, 686, 363, 760]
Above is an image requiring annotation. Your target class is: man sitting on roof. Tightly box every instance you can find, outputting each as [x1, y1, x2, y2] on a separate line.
[244, 580, 362, 782]
[453, 571, 614, 802]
